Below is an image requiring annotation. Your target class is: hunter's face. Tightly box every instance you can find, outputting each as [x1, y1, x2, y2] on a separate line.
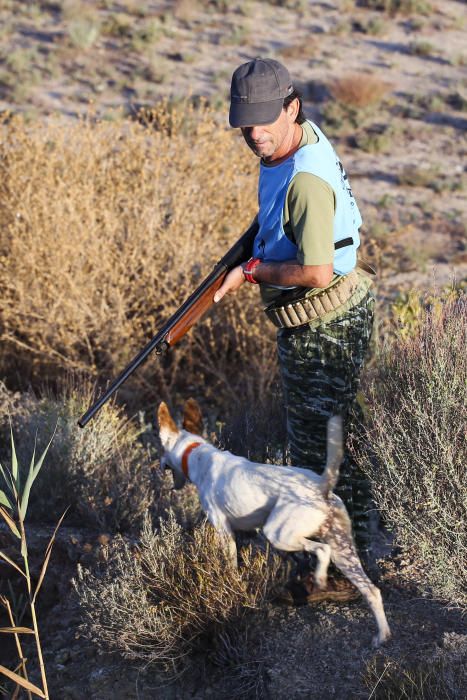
[241, 109, 289, 161]
[240, 99, 299, 163]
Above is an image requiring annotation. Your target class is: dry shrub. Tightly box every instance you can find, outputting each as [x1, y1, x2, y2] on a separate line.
[74, 513, 285, 674]
[0, 378, 154, 531]
[357, 0, 432, 15]
[363, 645, 467, 699]
[0, 102, 272, 414]
[151, 469, 204, 531]
[329, 73, 392, 109]
[215, 382, 287, 464]
[359, 294, 466, 607]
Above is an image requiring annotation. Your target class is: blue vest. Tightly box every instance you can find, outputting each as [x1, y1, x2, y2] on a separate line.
[253, 120, 362, 275]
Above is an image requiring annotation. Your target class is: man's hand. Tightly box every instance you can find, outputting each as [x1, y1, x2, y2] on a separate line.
[214, 265, 245, 303]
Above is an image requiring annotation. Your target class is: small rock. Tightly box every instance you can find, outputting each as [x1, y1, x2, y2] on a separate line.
[97, 533, 111, 546]
[55, 649, 71, 665]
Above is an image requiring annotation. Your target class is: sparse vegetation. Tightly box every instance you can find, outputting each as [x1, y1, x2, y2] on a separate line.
[397, 165, 464, 192]
[329, 73, 392, 109]
[360, 294, 467, 607]
[409, 40, 436, 57]
[0, 381, 154, 532]
[357, 0, 432, 15]
[0, 426, 64, 699]
[353, 15, 387, 35]
[363, 652, 466, 699]
[354, 123, 396, 153]
[74, 513, 285, 674]
[68, 18, 101, 50]
[322, 73, 393, 136]
[278, 38, 317, 60]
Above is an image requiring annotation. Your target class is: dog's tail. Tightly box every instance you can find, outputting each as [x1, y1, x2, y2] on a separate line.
[322, 415, 344, 499]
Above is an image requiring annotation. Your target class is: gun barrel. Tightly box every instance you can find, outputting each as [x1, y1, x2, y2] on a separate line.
[78, 263, 227, 428]
[77, 328, 167, 428]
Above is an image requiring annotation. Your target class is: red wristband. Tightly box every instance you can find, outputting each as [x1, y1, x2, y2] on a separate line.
[243, 257, 261, 284]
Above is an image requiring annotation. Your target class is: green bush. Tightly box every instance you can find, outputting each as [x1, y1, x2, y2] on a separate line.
[359, 294, 466, 607]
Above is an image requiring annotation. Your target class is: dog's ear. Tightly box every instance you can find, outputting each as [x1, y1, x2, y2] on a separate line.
[182, 397, 203, 435]
[157, 402, 179, 447]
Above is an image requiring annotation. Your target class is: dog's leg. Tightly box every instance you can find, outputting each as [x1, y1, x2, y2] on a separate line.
[204, 506, 238, 568]
[263, 506, 332, 590]
[301, 540, 331, 590]
[326, 509, 391, 647]
[224, 532, 238, 568]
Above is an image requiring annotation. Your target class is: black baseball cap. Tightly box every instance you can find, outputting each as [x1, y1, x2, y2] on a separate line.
[229, 58, 294, 128]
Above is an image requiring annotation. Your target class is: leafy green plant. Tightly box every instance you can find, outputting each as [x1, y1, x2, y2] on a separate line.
[0, 426, 65, 699]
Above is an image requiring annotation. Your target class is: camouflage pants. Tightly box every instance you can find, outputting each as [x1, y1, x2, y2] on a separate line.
[276, 290, 375, 555]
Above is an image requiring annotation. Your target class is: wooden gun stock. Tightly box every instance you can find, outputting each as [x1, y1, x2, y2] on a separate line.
[165, 275, 225, 347]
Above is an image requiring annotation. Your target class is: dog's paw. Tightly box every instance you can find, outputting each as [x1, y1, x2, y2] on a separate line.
[372, 628, 391, 648]
[314, 576, 327, 591]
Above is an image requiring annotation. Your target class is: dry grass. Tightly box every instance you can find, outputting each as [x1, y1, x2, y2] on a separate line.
[358, 294, 467, 607]
[329, 73, 392, 109]
[74, 512, 285, 675]
[0, 103, 275, 414]
[0, 425, 65, 699]
[357, 0, 432, 15]
[0, 379, 153, 532]
[363, 652, 466, 699]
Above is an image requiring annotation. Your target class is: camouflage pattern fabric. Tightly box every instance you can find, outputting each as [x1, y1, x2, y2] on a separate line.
[276, 290, 375, 556]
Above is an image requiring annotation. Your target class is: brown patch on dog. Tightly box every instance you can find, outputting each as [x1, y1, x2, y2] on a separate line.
[158, 401, 178, 434]
[182, 398, 203, 435]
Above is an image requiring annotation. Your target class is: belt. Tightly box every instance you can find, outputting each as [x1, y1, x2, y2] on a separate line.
[264, 262, 375, 330]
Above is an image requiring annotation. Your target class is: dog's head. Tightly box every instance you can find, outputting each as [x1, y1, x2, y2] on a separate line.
[157, 398, 204, 489]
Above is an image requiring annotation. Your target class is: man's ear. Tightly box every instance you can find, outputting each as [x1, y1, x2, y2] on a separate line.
[286, 97, 299, 122]
[158, 402, 179, 447]
[182, 397, 203, 435]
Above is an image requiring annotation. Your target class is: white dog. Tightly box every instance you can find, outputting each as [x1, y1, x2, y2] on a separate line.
[158, 398, 391, 647]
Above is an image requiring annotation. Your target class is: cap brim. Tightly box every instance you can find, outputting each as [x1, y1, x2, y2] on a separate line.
[229, 98, 284, 128]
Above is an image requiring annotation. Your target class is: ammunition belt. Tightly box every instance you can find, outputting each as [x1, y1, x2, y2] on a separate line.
[265, 269, 361, 329]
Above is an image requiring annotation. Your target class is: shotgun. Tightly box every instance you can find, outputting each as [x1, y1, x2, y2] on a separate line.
[78, 219, 258, 428]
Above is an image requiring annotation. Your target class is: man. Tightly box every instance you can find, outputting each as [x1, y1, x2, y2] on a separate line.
[214, 58, 375, 601]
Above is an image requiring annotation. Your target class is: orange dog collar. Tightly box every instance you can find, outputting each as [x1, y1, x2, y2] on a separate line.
[181, 442, 202, 478]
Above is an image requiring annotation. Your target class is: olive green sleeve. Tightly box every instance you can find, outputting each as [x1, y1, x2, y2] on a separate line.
[284, 171, 335, 266]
